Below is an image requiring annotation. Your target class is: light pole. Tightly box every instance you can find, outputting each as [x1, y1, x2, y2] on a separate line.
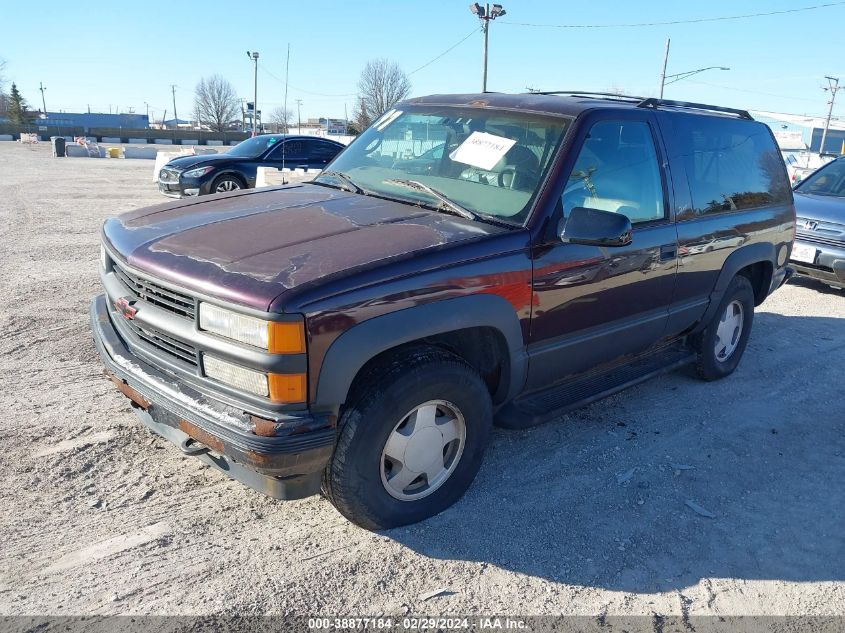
[470, 3, 506, 93]
[246, 51, 259, 135]
[820, 76, 842, 154]
[660, 65, 730, 97]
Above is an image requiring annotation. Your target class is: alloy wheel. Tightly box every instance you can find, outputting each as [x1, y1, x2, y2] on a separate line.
[380, 400, 467, 501]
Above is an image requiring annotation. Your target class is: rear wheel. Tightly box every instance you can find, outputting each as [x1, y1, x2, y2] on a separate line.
[323, 348, 492, 530]
[694, 274, 755, 381]
[211, 174, 244, 194]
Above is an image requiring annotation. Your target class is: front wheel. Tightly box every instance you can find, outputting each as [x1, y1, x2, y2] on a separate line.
[694, 274, 755, 381]
[210, 174, 244, 194]
[322, 348, 493, 530]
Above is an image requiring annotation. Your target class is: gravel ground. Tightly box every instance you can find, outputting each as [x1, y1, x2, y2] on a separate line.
[0, 142, 843, 619]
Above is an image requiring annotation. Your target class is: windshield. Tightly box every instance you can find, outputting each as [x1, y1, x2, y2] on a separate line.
[319, 106, 571, 224]
[795, 159, 845, 196]
[226, 135, 282, 158]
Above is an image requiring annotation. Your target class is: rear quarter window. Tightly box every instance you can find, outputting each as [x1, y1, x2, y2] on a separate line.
[665, 114, 791, 218]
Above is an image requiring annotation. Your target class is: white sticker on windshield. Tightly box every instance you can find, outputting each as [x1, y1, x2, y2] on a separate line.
[449, 131, 517, 171]
[374, 109, 403, 131]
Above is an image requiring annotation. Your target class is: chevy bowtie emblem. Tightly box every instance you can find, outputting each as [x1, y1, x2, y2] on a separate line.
[114, 297, 138, 320]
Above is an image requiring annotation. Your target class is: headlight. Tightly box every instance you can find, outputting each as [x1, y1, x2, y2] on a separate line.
[182, 166, 215, 179]
[198, 303, 305, 353]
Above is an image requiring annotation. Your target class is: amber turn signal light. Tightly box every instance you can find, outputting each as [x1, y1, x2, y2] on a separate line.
[268, 373, 307, 403]
[268, 321, 306, 354]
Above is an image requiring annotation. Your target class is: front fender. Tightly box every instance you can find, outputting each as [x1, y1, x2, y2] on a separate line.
[312, 294, 527, 410]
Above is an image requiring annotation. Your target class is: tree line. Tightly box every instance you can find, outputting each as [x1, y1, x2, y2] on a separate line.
[0, 56, 412, 133]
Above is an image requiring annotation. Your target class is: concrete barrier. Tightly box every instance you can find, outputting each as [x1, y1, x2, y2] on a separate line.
[128, 138, 147, 144]
[181, 139, 198, 145]
[154, 139, 173, 145]
[256, 166, 317, 188]
[0, 134, 13, 141]
[124, 146, 159, 160]
[66, 144, 105, 158]
[207, 140, 223, 146]
[102, 137, 121, 143]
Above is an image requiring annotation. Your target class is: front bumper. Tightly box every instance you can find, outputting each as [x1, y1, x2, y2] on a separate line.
[158, 179, 201, 198]
[790, 237, 845, 286]
[90, 294, 335, 499]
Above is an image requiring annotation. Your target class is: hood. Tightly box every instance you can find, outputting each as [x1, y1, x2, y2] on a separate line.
[793, 192, 845, 226]
[103, 184, 507, 311]
[165, 153, 235, 170]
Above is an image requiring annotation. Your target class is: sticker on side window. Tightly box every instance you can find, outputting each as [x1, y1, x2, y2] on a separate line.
[374, 109, 402, 131]
[449, 131, 517, 171]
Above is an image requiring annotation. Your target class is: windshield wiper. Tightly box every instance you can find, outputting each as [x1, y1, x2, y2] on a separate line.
[319, 170, 365, 195]
[383, 179, 478, 221]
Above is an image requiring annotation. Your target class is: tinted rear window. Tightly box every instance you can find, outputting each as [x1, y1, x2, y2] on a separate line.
[666, 115, 791, 217]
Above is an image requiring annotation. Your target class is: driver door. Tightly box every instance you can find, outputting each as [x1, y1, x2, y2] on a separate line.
[526, 113, 679, 389]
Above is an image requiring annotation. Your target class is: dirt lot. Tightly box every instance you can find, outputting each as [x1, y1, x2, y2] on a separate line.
[0, 142, 843, 619]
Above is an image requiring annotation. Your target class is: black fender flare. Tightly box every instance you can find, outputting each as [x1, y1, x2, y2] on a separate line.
[313, 294, 528, 410]
[695, 242, 776, 332]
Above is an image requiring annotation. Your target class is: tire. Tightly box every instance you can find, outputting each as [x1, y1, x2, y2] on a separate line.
[210, 174, 244, 194]
[322, 347, 493, 530]
[694, 274, 755, 381]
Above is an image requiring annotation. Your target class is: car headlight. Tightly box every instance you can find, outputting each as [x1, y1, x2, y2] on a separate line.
[198, 302, 305, 353]
[182, 166, 215, 179]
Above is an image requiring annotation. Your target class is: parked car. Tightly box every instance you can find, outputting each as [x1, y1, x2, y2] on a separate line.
[782, 150, 837, 185]
[91, 93, 794, 529]
[790, 156, 845, 289]
[157, 134, 345, 197]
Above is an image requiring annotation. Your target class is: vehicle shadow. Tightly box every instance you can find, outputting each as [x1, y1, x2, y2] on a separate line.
[386, 312, 845, 592]
[788, 274, 844, 295]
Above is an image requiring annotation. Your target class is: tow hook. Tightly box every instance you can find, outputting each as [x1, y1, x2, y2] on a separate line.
[179, 437, 211, 456]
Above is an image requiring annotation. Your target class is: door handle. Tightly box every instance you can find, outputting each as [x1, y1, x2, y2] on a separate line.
[660, 244, 677, 261]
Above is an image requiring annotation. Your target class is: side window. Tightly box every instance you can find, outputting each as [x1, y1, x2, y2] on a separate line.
[669, 115, 791, 216]
[268, 139, 306, 162]
[562, 120, 665, 225]
[310, 140, 342, 161]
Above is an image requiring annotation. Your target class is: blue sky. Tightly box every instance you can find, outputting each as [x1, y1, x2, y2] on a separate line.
[3, 0, 845, 122]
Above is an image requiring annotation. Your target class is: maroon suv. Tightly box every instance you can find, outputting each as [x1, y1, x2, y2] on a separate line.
[91, 92, 795, 529]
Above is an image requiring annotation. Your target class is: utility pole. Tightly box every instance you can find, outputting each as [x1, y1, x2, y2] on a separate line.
[284, 44, 291, 134]
[170, 84, 178, 125]
[659, 38, 671, 98]
[470, 3, 506, 93]
[820, 76, 842, 154]
[247, 51, 259, 135]
[39, 82, 47, 114]
[296, 99, 303, 132]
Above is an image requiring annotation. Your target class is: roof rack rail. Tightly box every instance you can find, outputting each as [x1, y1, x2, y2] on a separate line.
[636, 98, 753, 120]
[529, 90, 646, 101]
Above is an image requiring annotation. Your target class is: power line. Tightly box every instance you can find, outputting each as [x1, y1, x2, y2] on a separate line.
[409, 26, 481, 76]
[499, 2, 845, 28]
[683, 78, 822, 103]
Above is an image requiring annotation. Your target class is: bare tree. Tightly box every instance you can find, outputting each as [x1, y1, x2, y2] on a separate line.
[353, 59, 411, 130]
[193, 75, 240, 132]
[269, 106, 292, 133]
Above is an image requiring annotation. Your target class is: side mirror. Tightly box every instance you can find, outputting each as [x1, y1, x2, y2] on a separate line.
[560, 206, 633, 247]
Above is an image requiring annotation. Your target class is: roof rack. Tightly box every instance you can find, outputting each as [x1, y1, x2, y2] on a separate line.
[636, 98, 753, 120]
[529, 90, 646, 102]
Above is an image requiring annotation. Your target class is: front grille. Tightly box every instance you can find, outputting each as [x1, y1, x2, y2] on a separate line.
[113, 262, 196, 320]
[796, 232, 845, 248]
[121, 316, 199, 366]
[159, 167, 180, 183]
